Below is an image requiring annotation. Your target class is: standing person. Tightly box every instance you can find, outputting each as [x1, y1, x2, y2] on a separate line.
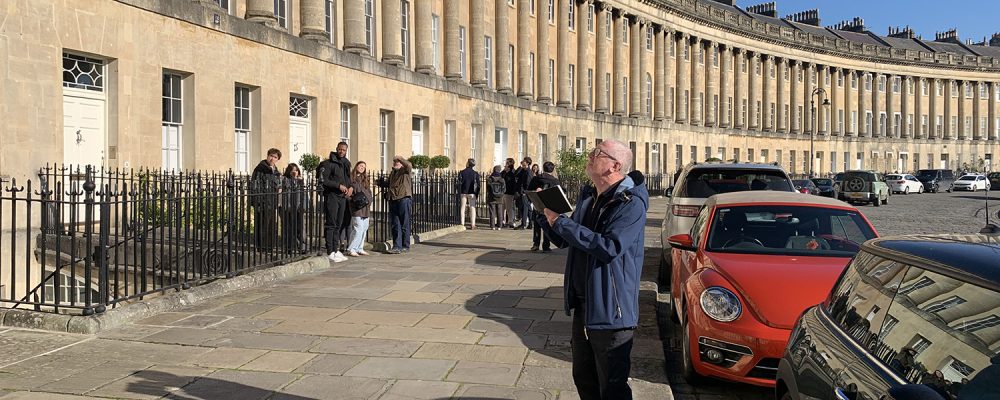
[458, 158, 481, 230]
[317, 142, 353, 263]
[515, 157, 534, 229]
[279, 163, 306, 254]
[527, 161, 560, 252]
[338, 144, 353, 253]
[251, 148, 282, 250]
[486, 165, 506, 230]
[531, 163, 540, 177]
[500, 158, 518, 228]
[536, 139, 648, 400]
[346, 161, 373, 257]
[387, 155, 413, 254]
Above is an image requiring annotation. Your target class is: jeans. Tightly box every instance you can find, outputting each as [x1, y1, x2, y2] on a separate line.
[487, 202, 503, 228]
[519, 193, 532, 228]
[531, 214, 550, 250]
[459, 194, 477, 227]
[323, 195, 347, 254]
[501, 194, 516, 226]
[572, 300, 634, 400]
[348, 216, 369, 253]
[389, 197, 412, 250]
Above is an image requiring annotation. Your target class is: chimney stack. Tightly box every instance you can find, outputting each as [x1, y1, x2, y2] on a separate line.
[784, 9, 821, 26]
[828, 17, 866, 33]
[990, 33, 1000, 47]
[746, 2, 778, 18]
[934, 29, 961, 44]
[887, 26, 915, 39]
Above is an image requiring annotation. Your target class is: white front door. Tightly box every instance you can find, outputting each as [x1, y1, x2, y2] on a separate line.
[412, 119, 424, 156]
[289, 119, 311, 166]
[63, 91, 106, 168]
[162, 125, 182, 170]
[493, 128, 508, 167]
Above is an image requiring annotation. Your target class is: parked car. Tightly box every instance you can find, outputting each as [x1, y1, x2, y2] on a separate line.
[660, 162, 796, 285]
[666, 192, 878, 387]
[886, 174, 924, 194]
[792, 179, 820, 195]
[950, 174, 991, 192]
[839, 170, 890, 206]
[776, 233, 1000, 400]
[989, 172, 1000, 190]
[915, 169, 956, 193]
[810, 178, 836, 198]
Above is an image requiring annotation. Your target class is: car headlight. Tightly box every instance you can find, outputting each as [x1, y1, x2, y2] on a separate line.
[700, 287, 742, 322]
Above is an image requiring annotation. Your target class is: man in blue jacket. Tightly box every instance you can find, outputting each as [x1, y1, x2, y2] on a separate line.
[537, 138, 648, 400]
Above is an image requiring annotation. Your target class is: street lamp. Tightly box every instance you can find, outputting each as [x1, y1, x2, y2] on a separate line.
[810, 88, 831, 178]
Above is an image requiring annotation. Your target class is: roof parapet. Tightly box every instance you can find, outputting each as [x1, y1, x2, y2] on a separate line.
[784, 9, 820, 26]
[713, 0, 737, 6]
[745, 2, 778, 18]
[828, 17, 866, 33]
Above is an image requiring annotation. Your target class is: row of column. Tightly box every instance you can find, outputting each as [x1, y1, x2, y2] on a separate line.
[240, 0, 1000, 141]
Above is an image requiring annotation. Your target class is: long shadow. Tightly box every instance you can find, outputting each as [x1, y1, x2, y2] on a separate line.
[952, 194, 1000, 202]
[463, 284, 572, 365]
[421, 241, 515, 252]
[125, 370, 316, 400]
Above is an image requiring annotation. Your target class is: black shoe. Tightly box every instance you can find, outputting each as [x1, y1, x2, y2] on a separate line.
[530, 246, 539, 251]
[386, 248, 402, 254]
[542, 248, 552, 252]
[400, 248, 410, 253]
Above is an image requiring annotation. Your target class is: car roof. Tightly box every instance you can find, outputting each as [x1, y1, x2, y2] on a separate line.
[866, 234, 1000, 290]
[683, 162, 785, 172]
[705, 191, 852, 208]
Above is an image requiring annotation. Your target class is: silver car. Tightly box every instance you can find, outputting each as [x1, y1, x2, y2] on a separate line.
[658, 162, 796, 284]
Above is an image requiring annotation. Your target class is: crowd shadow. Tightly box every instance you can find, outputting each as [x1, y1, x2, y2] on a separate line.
[124, 370, 315, 400]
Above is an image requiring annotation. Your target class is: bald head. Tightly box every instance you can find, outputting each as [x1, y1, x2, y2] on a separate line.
[601, 139, 633, 172]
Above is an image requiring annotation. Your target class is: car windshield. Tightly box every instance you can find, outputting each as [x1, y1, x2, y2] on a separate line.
[679, 169, 794, 198]
[793, 180, 812, 187]
[812, 179, 833, 185]
[886, 175, 903, 180]
[706, 205, 877, 257]
[916, 170, 938, 179]
[989, 173, 1000, 178]
[957, 176, 976, 181]
[844, 171, 876, 182]
[833, 173, 844, 181]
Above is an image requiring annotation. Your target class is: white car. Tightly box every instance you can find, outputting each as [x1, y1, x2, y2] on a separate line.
[885, 174, 924, 194]
[949, 174, 991, 192]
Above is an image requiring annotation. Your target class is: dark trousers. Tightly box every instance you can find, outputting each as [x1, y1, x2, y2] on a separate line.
[531, 214, 550, 250]
[323, 195, 347, 254]
[572, 301, 634, 400]
[253, 207, 277, 250]
[389, 197, 412, 250]
[281, 210, 304, 254]
[520, 194, 533, 228]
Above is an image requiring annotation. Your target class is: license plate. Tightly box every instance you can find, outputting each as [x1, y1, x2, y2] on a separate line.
[847, 192, 865, 199]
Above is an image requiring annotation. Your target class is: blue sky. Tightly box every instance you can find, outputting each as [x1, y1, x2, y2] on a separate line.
[747, 0, 999, 43]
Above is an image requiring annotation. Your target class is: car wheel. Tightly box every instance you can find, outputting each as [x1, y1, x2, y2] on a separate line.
[681, 307, 706, 385]
[872, 196, 880, 207]
[903, 187, 909, 195]
[918, 186, 923, 194]
[658, 252, 672, 288]
[882, 194, 888, 205]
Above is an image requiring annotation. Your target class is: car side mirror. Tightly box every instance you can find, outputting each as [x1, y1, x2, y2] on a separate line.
[666, 186, 674, 198]
[667, 233, 696, 251]
[883, 384, 947, 400]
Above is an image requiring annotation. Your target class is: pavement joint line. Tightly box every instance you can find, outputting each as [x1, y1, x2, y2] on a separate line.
[0, 335, 95, 370]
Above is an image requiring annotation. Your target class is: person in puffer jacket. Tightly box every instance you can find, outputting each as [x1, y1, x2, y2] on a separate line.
[535, 138, 648, 400]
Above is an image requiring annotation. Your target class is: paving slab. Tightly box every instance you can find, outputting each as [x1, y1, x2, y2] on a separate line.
[378, 380, 461, 400]
[330, 310, 428, 326]
[344, 357, 456, 380]
[445, 360, 522, 386]
[253, 305, 348, 321]
[412, 343, 528, 365]
[264, 320, 374, 337]
[453, 385, 555, 400]
[364, 325, 482, 344]
[165, 369, 298, 400]
[186, 347, 268, 369]
[293, 354, 364, 375]
[203, 332, 321, 352]
[273, 375, 389, 400]
[87, 365, 214, 400]
[240, 351, 316, 373]
[415, 314, 472, 329]
[309, 337, 424, 357]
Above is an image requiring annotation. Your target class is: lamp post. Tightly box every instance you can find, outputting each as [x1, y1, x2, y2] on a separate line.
[810, 87, 831, 178]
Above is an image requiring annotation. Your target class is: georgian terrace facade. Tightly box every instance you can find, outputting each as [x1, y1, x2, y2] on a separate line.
[3, 0, 1000, 182]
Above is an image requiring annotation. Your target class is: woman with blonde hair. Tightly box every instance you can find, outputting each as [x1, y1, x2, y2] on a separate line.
[346, 161, 373, 256]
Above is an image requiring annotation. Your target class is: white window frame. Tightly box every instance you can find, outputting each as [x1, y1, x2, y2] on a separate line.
[364, 0, 376, 53]
[458, 26, 467, 80]
[162, 73, 183, 171]
[274, 0, 289, 29]
[235, 86, 252, 173]
[325, 0, 337, 45]
[379, 111, 391, 170]
[432, 14, 440, 72]
[485, 36, 493, 88]
[401, 0, 410, 65]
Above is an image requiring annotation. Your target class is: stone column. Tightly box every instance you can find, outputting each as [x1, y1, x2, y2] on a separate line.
[804, 63, 814, 134]
[974, 81, 983, 140]
[843, 69, 853, 136]
[676, 33, 689, 123]
[958, 81, 968, 140]
[690, 38, 702, 125]
[761, 55, 771, 130]
[913, 77, 922, 138]
[343, 0, 368, 55]
[444, 0, 462, 80]
[830, 68, 839, 135]
[495, 0, 512, 93]
[664, 29, 675, 121]
[299, 0, 328, 41]
[901, 76, 909, 138]
[470, 0, 486, 86]
[535, 0, 551, 103]
[886, 74, 895, 137]
[747, 52, 757, 130]
[653, 25, 665, 120]
[733, 48, 743, 128]
[612, 11, 626, 116]
[872, 73, 881, 137]
[577, 0, 592, 111]
[557, 0, 572, 107]
[819, 66, 827, 135]
[415, 0, 435, 74]
[594, 3, 610, 113]
[719, 45, 729, 127]
[858, 72, 868, 137]
[990, 82, 997, 140]
[945, 79, 954, 140]
[929, 78, 938, 139]
[629, 17, 643, 117]
[789, 60, 798, 133]
[517, 0, 532, 98]
[704, 42, 716, 126]
[380, 0, 403, 65]
[776, 58, 785, 132]
[246, 0, 278, 27]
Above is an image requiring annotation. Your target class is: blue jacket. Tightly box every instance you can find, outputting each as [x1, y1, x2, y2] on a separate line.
[540, 171, 648, 330]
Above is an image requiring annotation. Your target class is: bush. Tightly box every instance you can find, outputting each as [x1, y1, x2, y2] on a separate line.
[409, 155, 431, 169]
[429, 155, 451, 169]
[556, 149, 590, 186]
[299, 153, 321, 173]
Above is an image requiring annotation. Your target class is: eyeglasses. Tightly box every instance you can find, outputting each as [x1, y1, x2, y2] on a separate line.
[588, 148, 618, 162]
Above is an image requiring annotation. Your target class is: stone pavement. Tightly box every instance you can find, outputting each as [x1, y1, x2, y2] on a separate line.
[0, 211, 672, 399]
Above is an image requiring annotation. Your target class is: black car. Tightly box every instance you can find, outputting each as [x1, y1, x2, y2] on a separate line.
[811, 178, 836, 197]
[776, 234, 1000, 400]
[915, 169, 956, 193]
[988, 172, 1000, 190]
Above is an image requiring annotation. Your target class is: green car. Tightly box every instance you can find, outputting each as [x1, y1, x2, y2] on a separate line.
[839, 170, 890, 207]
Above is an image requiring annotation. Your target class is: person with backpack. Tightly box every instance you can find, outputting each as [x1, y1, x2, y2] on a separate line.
[457, 158, 481, 230]
[527, 161, 560, 251]
[346, 161, 373, 257]
[486, 165, 506, 230]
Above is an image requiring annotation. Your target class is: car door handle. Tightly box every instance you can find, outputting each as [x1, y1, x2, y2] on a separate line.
[834, 387, 851, 400]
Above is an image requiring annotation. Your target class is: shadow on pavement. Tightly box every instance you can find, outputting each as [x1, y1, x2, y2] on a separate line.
[463, 284, 572, 365]
[125, 370, 316, 400]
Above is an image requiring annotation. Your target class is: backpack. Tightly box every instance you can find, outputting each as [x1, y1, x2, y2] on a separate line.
[488, 178, 506, 197]
[351, 189, 370, 211]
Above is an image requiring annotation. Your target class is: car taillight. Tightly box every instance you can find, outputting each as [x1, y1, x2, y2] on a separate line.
[897, 180, 905, 184]
[672, 205, 700, 217]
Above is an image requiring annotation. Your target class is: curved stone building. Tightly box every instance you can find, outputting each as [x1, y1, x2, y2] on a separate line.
[2, 0, 999, 179]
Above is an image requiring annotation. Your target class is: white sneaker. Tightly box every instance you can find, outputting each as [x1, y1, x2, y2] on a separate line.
[347, 251, 359, 257]
[358, 250, 369, 256]
[332, 252, 348, 263]
[328, 251, 339, 261]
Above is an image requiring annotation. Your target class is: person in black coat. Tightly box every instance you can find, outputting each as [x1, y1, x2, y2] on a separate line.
[457, 158, 481, 229]
[515, 157, 534, 229]
[251, 148, 282, 250]
[317, 142, 353, 262]
[280, 163, 306, 254]
[500, 158, 518, 228]
[527, 161, 560, 251]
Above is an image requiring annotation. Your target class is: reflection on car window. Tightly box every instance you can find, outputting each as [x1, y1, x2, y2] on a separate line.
[705, 205, 877, 256]
[877, 267, 999, 399]
[690, 206, 711, 247]
[825, 253, 907, 353]
[679, 169, 794, 198]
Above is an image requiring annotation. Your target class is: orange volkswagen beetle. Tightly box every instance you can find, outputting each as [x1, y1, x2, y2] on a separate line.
[667, 191, 878, 387]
